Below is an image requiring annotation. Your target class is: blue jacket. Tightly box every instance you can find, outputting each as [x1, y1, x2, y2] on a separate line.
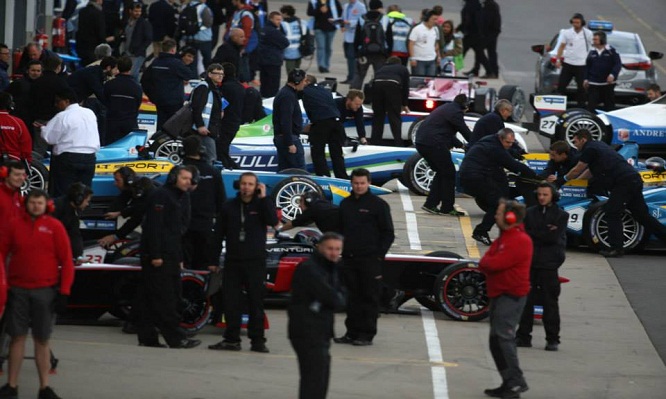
[415, 102, 471, 148]
[585, 45, 622, 84]
[303, 84, 340, 122]
[258, 22, 290, 66]
[0, 61, 9, 91]
[141, 52, 192, 107]
[273, 85, 302, 144]
[470, 110, 504, 145]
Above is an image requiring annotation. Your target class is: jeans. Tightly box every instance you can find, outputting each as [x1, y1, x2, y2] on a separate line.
[130, 55, 145, 82]
[273, 135, 305, 171]
[343, 42, 356, 81]
[412, 60, 437, 76]
[489, 294, 527, 387]
[314, 30, 336, 70]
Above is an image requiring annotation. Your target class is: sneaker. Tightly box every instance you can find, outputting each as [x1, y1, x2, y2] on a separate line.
[472, 232, 492, 246]
[208, 340, 241, 351]
[38, 387, 61, 399]
[333, 335, 354, 344]
[515, 337, 532, 348]
[170, 338, 201, 349]
[599, 248, 624, 258]
[545, 342, 559, 351]
[421, 205, 442, 215]
[0, 384, 18, 399]
[250, 343, 270, 353]
[351, 339, 373, 346]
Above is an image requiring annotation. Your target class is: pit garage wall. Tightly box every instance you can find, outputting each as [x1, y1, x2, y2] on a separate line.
[1, 0, 54, 55]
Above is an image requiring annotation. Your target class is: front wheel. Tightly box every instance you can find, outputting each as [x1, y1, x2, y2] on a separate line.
[582, 201, 645, 251]
[151, 136, 183, 164]
[179, 271, 211, 333]
[434, 261, 489, 321]
[22, 160, 49, 195]
[271, 176, 324, 221]
[400, 153, 432, 196]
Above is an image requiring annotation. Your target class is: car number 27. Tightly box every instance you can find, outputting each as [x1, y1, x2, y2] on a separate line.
[539, 115, 559, 135]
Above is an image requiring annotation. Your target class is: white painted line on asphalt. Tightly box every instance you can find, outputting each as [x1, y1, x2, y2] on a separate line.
[421, 307, 449, 399]
[398, 181, 422, 250]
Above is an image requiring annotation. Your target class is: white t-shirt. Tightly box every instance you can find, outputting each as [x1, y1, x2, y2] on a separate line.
[408, 23, 439, 61]
[559, 27, 593, 66]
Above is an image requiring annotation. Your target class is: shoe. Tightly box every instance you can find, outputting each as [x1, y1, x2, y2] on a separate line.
[171, 338, 201, 349]
[421, 205, 442, 215]
[484, 384, 528, 398]
[484, 385, 505, 398]
[599, 248, 624, 258]
[441, 209, 466, 216]
[545, 342, 559, 351]
[322, 67, 330, 73]
[340, 79, 352, 84]
[515, 337, 532, 348]
[351, 339, 373, 346]
[333, 335, 354, 344]
[250, 343, 270, 353]
[139, 342, 167, 348]
[472, 232, 492, 246]
[208, 340, 241, 351]
[0, 383, 18, 399]
[38, 387, 61, 399]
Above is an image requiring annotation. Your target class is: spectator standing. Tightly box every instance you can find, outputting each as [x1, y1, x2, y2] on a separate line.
[272, 69, 307, 171]
[53, 182, 94, 261]
[370, 56, 410, 146]
[335, 168, 394, 346]
[280, 5, 309, 74]
[0, 161, 27, 229]
[414, 94, 470, 216]
[307, 0, 343, 74]
[584, 31, 621, 112]
[179, 46, 200, 79]
[180, 0, 215, 75]
[13, 43, 57, 78]
[6, 61, 42, 129]
[136, 165, 201, 349]
[77, 0, 113, 66]
[478, 199, 531, 399]
[288, 232, 346, 399]
[279, 191, 341, 233]
[40, 88, 100, 197]
[218, 63, 245, 168]
[120, 2, 153, 81]
[555, 13, 593, 108]
[148, 0, 178, 57]
[209, 172, 278, 353]
[28, 57, 69, 156]
[212, 28, 245, 75]
[481, 0, 501, 78]
[228, 0, 259, 83]
[647, 83, 662, 101]
[350, 0, 391, 90]
[0, 189, 74, 399]
[258, 12, 290, 98]
[341, 0, 366, 83]
[386, 6, 412, 66]
[103, 56, 143, 144]
[564, 129, 666, 257]
[181, 135, 226, 270]
[469, 99, 513, 145]
[516, 182, 568, 352]
[334, 89, 367, 143]
[0, 44, 10, 91]
[458, 0, 489, 77]
[190, 63, 227, 163]
[0, 93, 33, 162]
[141, 39, 192, 131]
[439, 20, 463, 75]
[408, 10, 440, 76]
[458, 129, 536, 245]
[302, 75, 348, 178]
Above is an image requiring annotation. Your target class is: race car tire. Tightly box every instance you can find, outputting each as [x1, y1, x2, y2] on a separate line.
[498, 85, 527, 122]
[179, 271, 212, 333]
[415, 251, 464, 312]
[583, 200, 645, 252]
[22, 160, 49, 194]
[400, 153, 432, 196]
[433, 261, 489, 321]
[272, 176, 324, 221]
[473, 87, 497, 115]
[407, 116, 427, 145]
[106, 240, 142, 264]
[151, 136, 184, 164]
[278, 168, 312, 175]
[555, 112, 609, 146]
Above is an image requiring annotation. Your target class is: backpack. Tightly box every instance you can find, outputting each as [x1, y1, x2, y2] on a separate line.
[178, 4, 201, 37]
[299, 24, 315, 57]
[361, 18, 386, 56]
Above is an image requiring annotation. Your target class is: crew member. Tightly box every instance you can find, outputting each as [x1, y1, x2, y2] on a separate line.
[414, 94, 471, 216]
[53, 182, 94, 262]
[272, 69, 307, 171]
[584, 30, 621, 112]
[182, 135, 226, 271]
[335, 168, 394, 346]
[0, 92, 33, 162]
[279, 191, 341, 233]
[469, 99, 513, 146]
[302, 75, 348, 178]
[209, 172, 279, 353]
[479, 199, 531, 399]
[0, 189, 74, 399]
[370, 56, 410, 147]
[335, 89, 367, 144]
[0, 161, 27, 229]
[289, 232, 346, 399]
[564, 129, 666, 257]
[555, 13, 593, 108]
[136, 165, 201, 349]
[517, 182, 569, 352]
[459, 128, 537, 245]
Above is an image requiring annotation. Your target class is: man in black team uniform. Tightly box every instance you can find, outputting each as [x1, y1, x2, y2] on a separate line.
[278, 192, 341, 233]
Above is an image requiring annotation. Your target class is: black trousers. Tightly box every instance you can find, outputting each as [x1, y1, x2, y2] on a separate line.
[416, 144, 456, 212]
[461, 176, 509, 235]
[182, 229, 217, 270]
[485, 33, 499, 76]
[48, 152, 96, 198]
[309, 118, 348, 179]
[259, 64, 282, 98]
[216, 130, 239, 168]
[106, 118, 138, 145]
[222, 258, 266, 343]
[517, 269, 561, 344]
[136, 261, 185, 347]
[156, 103, 182, 132]
[371, 81, 403, 146]
[463, 36, 489, 74]
[606, 174, 666, 250]
[290, 338, 331, 399]
[587, 83, 615, 112]
[341, 256, 382, 341]
[351, 54, 386, 90]
[558, 63, 586, 107]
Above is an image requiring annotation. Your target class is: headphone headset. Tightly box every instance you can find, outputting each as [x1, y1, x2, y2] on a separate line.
[24, 190, 55, 214]
[166, 165, 199, 186]
[116, 166, 136, 186]
[503, 200, 519, 225]
[570, 13, 586, 26]
[68, 182, 90, 207]
[0, 165, 7, 179]
[595, 31, 607, 45]
[288, 69, 306, 85]
[534, 182, 560, 203]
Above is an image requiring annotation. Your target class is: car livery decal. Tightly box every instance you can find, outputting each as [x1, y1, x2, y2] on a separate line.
[604, 114, 666, 145]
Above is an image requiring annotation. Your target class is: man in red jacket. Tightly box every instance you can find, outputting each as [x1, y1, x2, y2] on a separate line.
[0, 189, 74, 399]
[0, 92, 32, 163]
[0, 161, 27, 230]
[479, 199, 532, 399]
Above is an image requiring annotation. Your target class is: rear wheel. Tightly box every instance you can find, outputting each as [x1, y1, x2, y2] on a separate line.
[434, 261, 489, 321]
[151, 136, 183, 164]
[272, 176, 324, 221]
[555, 112, 608, 146]
[583, 201, 645, 251]
[400, 153, 431, 196]
[179, 271, 211, 333]
[498, 85, 527, 122]
[407, 116, 427, 144]
[415, 251, 463, 312]
[21, 160, 49, 195]
[473, 87, 497, 114]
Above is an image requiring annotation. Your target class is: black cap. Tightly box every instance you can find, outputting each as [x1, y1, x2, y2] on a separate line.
[288, 68, 306, 85]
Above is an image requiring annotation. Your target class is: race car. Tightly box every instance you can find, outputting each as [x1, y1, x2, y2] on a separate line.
[530, 20, 663, 106]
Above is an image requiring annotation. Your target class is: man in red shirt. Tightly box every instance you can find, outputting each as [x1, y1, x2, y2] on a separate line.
[0, 161, 27, 229]
[0, 189, 74, 399]
[0, 92, 32, 163]
[479, 199, 532, 399]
